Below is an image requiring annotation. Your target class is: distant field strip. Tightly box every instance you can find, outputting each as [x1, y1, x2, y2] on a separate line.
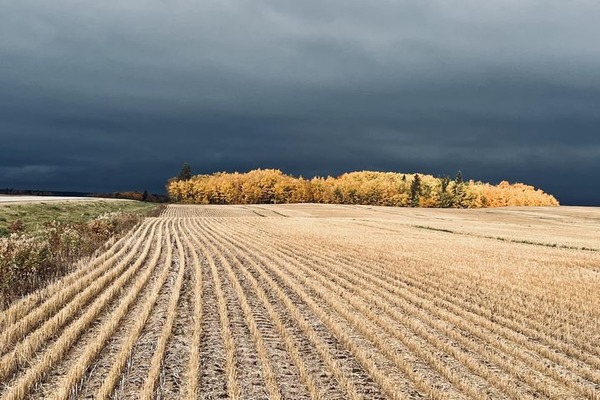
[0, 204, 598, 399]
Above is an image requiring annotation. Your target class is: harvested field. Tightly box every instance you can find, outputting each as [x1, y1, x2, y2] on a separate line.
[1, 204, 599, 399]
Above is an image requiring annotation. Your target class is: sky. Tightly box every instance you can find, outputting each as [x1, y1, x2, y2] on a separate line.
[1, 1, 599, 205]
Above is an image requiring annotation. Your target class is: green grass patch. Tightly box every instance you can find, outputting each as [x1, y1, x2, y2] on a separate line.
[0, 200, 158, 237]
[0, 200, 165, 307]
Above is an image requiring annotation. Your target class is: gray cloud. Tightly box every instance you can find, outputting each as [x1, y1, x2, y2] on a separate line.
[1, 0, 600, 204]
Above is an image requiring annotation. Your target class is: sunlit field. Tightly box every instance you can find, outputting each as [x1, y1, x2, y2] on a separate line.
[1, 204, 598, 399]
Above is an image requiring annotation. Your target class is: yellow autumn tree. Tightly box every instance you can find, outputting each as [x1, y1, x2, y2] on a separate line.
[166, 169, 559, 208]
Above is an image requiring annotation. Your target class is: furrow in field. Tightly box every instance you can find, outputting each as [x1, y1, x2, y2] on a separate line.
[140, 219, 188, 400]
[195, 232, 228, 400]
[62, 223, 169, 399]
[236, 219, 593, 391]
[202, 234, 273, 398]
[240, 216, 600, 368]
[158, 259, 193, 399]
[240, 224, 549, 398]
[178, 219, 203, 398]
[51, 219, 168, 400]
[340, 221, 600, 362]
[367, 215, 600, 317]
[190, 218, 378, 400]
[0, 218, 164, 400]
[205, 219, 466, 400]
[0, 219, 159, 387]
[0, 220, 154, 356]
[411, 263, 600, 365]
[0, 220, 144, 330]
[203, 221, 242, 400]
[185, 219, 330, 400]
[318, 238, 600, 392]
[30, 220, 164, 399]
[222, 264, 315, 399]
[314, 264, 530, 399]
[279, 242, 538, 398]
[229, 220, 590, 393]
[381, 249, 600, 360]
[189, 219, 282, 399]
[91, 219, 173, 399]
[228, 218, 598, 398]
[226, 220, 517, 399]
[100, 220, 177, 400]
[199, 218, 417, 400]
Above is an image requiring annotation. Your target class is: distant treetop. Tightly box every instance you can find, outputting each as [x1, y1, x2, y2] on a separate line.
[177, 163, 192, 181]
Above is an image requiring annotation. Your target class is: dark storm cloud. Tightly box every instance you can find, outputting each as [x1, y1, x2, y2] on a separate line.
[1, 1, 600, 204]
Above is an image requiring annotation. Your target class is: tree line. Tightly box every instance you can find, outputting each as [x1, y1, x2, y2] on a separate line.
[167, 167, 559, 208]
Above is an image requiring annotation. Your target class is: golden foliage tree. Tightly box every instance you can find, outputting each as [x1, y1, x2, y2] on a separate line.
[167, 169, 559, 208]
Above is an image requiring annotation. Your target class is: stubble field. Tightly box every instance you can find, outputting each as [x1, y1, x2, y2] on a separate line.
[0, 204, 599, 399]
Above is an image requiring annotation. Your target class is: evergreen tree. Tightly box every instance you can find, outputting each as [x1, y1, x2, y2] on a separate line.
[438, 176, 453, 208]
[410, 174, 421, 207]
[177, 163, 192, 181]
[453, 170, 466, 208]
[142, 189, 148, 202]
[455, 170, 463, 186]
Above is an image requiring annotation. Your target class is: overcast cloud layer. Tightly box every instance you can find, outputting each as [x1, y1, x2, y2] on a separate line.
[1, 0, 599, 204]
